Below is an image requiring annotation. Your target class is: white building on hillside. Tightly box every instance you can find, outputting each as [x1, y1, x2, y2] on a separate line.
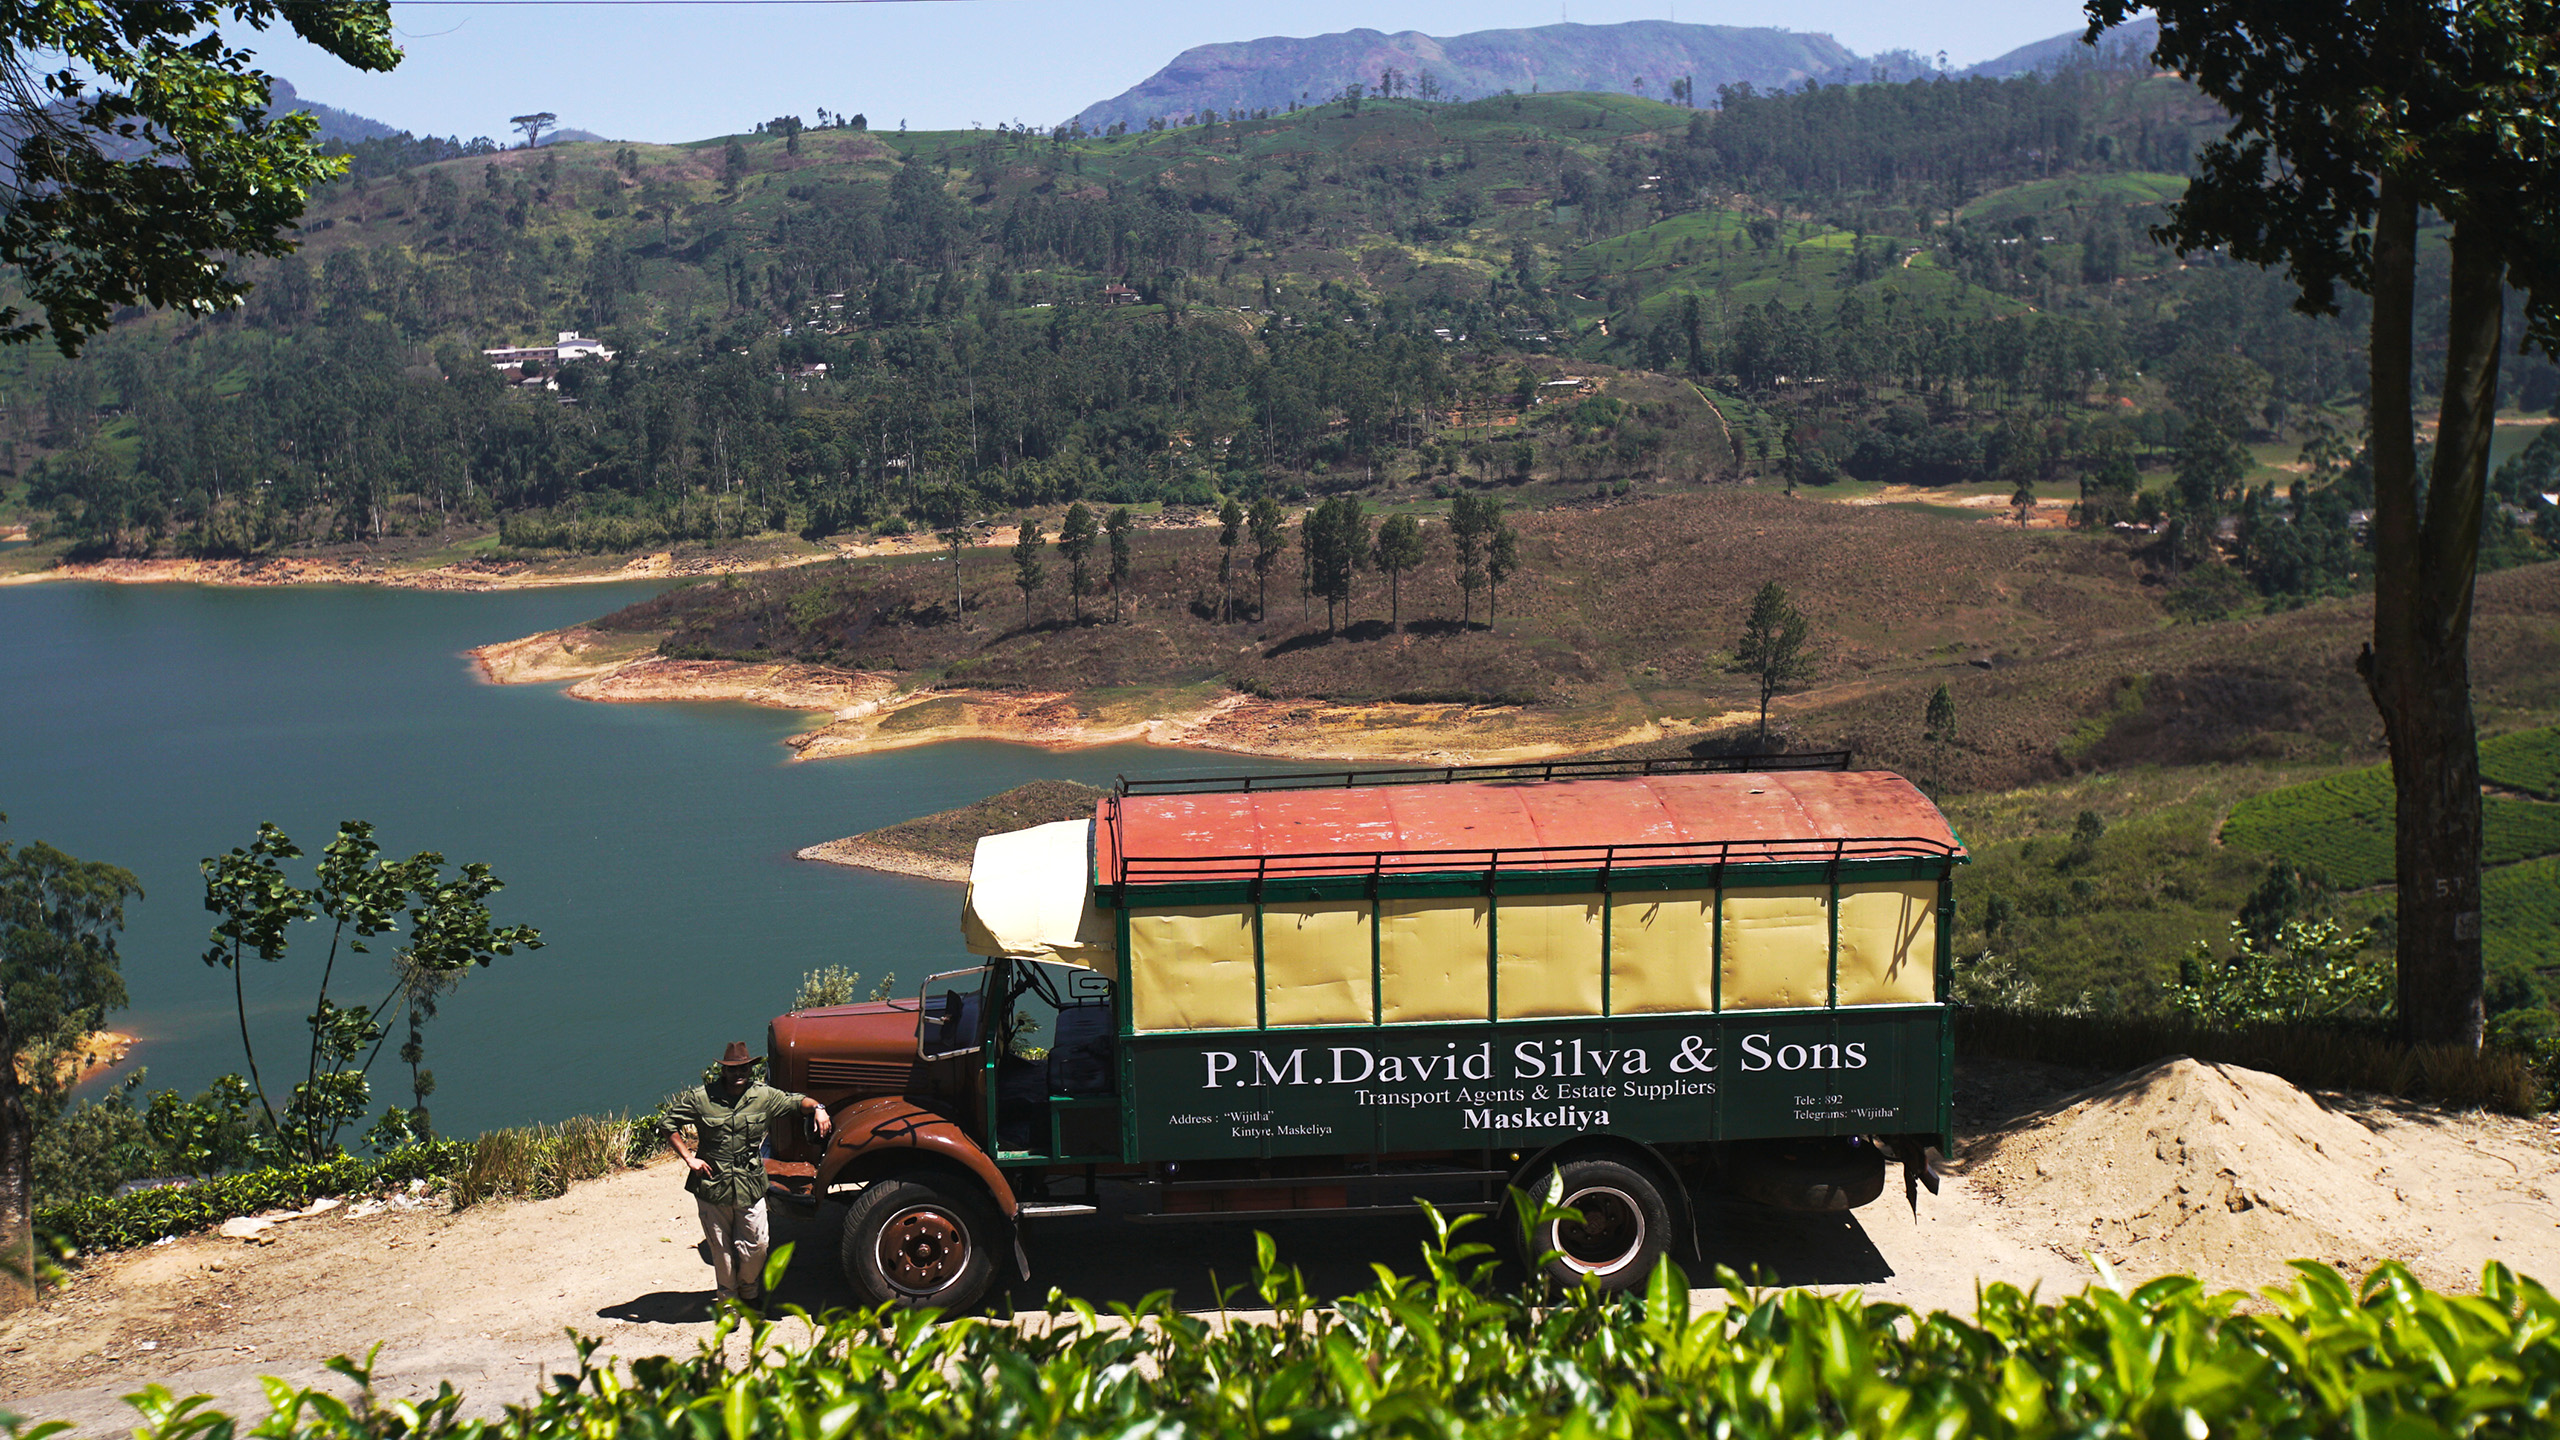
[483, 330, 619, 371]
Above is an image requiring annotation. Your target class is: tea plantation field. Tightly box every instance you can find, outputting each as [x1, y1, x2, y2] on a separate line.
[2484, 725, 2560, 800]
[2221, 727, 2560, 890]
[2485, 854, 2560, 976]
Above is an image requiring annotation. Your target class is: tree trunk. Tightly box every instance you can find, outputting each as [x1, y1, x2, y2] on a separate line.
[0, 995, 33, 1311]
[2360, 182, 2493, 1048]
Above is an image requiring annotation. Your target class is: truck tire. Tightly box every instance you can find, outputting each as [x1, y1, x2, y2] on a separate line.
[838, 1173, 1003, 1312]
[1514, 1157, 1672, 1293]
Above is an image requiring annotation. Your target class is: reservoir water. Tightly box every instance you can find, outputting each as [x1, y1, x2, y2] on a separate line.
[3, 580, 1306, 1138]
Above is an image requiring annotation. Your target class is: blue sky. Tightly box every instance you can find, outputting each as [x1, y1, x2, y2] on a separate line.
[250, 1, 2103, 146]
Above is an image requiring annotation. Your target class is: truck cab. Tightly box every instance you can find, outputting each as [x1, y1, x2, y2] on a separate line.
[764, 754, 1964, 1311]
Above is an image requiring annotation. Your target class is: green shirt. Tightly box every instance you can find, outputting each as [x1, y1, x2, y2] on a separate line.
[664, 1080, 805, 1209]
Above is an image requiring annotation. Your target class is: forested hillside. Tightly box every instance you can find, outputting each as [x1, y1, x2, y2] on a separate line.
[3, 64, 2555, 568]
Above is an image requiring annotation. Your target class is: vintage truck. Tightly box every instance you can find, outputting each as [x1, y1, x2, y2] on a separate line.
[763, 754, 1965, 1310]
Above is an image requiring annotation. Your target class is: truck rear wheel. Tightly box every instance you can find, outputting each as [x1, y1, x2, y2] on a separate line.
[1514, 1157, 1672, 1293]
[838, 1173, 1003, 1312]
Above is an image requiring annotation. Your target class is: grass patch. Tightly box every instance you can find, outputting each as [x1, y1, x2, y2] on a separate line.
[851, 779, 1106, 868]
[873, 696, 972, 733]
[447, 1113, 637, 1210]
[1940, 772, 2289, 1009]
[2059, 674, 2149, 762]
[1959, 171, 2189, 225]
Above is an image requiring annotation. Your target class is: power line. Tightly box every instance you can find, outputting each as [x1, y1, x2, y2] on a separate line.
[397, 1, 967, 6]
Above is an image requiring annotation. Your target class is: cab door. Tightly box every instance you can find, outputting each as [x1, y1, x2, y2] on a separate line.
[914, 963, 995, 1146]
[989, 957, 1122, 1161]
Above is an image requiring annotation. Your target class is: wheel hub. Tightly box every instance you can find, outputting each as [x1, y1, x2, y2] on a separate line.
[1554, 1185, 1646, 1276]
[878, 1204, 969, 1295]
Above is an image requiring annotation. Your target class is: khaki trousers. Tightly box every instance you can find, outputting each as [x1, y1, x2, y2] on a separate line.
[695, 1196, 772, 1299]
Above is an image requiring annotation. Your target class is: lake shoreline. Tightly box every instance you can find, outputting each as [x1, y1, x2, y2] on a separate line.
[468, 625, 1672, 767]
[0, 518, 1221, 593]
[13, 577, 1310, 1140]
[25, 1030, 139, 1092]
[795, 837, 970, 883]
[0, 549, 826, 593]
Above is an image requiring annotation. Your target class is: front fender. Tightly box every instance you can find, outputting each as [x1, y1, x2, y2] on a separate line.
[817, 1094, 1018, 1219]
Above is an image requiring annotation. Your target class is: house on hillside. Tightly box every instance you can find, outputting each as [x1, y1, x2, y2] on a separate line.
[482, 330, 618, 375]
[1099, 283, 1142, 306]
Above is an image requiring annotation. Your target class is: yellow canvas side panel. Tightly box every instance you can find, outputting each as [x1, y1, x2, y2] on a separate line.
[1495, 896, 1605, 1019]
[1836, 881, 1938, 1006]
[1607, 892, 1716, 1014]
[1721, 886, 1830, 1011]
[1262, 901, 1376, 1028]
[1129, 907, 1257, 1033]
[1379, 896, 1490, 1023]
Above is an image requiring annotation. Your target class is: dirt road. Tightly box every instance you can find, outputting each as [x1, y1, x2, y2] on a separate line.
[1, 1158, 2082, 1432]
[6, 1059, 2554, 1433]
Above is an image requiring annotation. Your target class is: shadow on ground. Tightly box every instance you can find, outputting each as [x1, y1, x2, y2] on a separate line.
[597, 1290, 721, 1325]
[734, 1183, 1901, 1314]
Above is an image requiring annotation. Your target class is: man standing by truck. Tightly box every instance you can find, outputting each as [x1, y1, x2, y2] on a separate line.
[663, 1041, 831, 1308]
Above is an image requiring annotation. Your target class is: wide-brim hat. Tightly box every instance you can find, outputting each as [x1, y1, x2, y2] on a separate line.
[718, 1040, 756, 1069]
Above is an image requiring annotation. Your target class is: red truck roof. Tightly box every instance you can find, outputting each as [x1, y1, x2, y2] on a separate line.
[1096, 769, 1963, 886]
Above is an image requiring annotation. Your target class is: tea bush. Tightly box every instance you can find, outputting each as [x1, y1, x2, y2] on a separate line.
[17, 1220, 2559, 1440]
[38, 1109, 652, 1254]
[35, 1143, 467, 1255]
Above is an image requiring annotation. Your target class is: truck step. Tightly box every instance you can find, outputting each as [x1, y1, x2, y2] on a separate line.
[1016, 1201, 1101, 1219]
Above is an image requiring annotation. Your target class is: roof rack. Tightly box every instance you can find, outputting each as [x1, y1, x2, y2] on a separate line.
[1114, 751, 1853, 798]
[1107, 832, 1959, 887]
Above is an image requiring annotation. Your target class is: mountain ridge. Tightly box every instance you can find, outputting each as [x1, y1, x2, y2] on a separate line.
[1072, 21, 1889, 128]
[1072, 18, 2154, 128]
[268, 78, 402, 144]
[270, 78, 610, 148]
[1963, 16, 2159, 79]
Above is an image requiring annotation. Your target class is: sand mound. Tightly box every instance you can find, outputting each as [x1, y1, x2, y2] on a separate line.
[1967, 1056, 2402, 1283]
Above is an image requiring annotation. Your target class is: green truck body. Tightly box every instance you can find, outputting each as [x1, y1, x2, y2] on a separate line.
[767, 756, 1963, 1309]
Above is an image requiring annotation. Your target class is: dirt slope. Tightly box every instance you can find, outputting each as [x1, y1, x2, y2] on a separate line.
[1966, 1057, 2560, 1289]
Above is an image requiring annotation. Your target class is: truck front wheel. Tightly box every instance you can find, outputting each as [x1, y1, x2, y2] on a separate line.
[838, 1173, 1003, 1312]
[1515, 1157, 1672, 1292]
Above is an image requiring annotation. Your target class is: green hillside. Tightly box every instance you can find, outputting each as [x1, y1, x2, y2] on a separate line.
[0, 66, 2489, 562]
[2, 66, 2552, 598]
